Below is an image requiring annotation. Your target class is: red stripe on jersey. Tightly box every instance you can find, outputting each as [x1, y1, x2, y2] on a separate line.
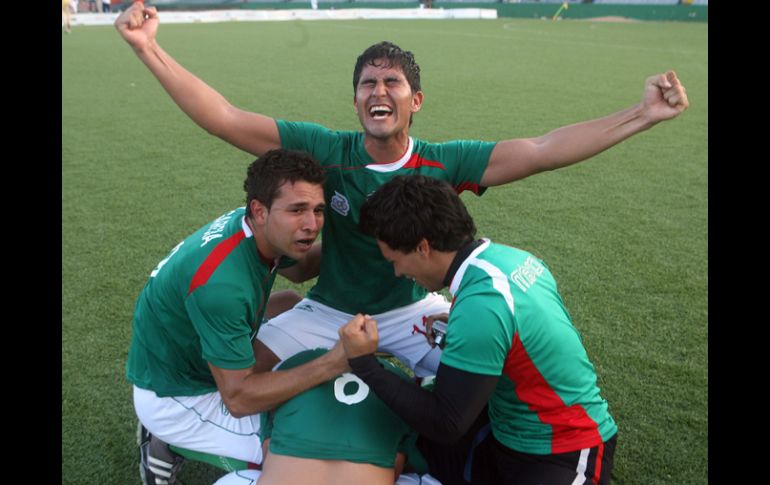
[188, 231, 246, 295]
[593, 441, 605, 483]
[402, 154, 446, 170]
[503, 331, 603, 454]
[455, 182, 482, 195]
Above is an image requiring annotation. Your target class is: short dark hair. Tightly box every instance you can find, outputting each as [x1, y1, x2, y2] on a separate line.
[353, 41, 422, 94]
[359, 175, 476, 253]
[243, 149, 326, 215]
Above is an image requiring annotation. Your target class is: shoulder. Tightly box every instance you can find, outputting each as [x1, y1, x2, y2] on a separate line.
[276, 120, 358, 140]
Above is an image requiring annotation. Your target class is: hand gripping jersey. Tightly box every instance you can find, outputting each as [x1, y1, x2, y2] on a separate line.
[127, 207, 295, 397]
[277, 120, 495, 315]
[261, 349, 420, 468]
[442, 239, 618, 455]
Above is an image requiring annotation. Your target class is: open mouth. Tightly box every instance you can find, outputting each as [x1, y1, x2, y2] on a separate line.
[295, 238, 315, 250]
[369, 105, 393, 120]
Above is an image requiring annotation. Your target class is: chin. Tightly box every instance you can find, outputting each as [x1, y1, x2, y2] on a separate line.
[287, 249, 309, 260]
[416, 281, 435, 292]
[365, 122, 398, 138]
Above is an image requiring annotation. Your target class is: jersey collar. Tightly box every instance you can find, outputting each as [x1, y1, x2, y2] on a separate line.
[242, 215, 281, 270]
[444, 238, 492, 296]
[364, 137, 414, 173]
[444, 238, 489, 292]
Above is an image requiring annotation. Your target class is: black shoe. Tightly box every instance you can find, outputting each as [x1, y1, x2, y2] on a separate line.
[137, 422, 185, 485]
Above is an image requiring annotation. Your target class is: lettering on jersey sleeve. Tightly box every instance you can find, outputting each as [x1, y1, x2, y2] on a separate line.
[201, 209, 237, 247]
[150, 240, 184, 278]
[510, 256, 545, 293]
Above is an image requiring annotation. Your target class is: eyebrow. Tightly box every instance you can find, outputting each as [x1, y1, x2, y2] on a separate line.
[360, 74, 404, 84]
[280, 202, 326, 209]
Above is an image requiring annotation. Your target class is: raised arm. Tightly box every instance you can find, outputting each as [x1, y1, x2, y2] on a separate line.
[114, 2, 281, 156]
[480, 71, 689, 187]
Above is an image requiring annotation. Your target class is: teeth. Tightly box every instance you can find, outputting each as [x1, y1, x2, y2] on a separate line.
[369, 105, 392, 115]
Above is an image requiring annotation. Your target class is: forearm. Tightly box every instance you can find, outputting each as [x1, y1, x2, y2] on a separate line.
[483, 103, 654, 186]
[535, 103, 654, 168]
[132, 41, 279, 156]
[225, 351, 347, 416]
[349, 355, 495, 443]
[134, 41, 231, 134]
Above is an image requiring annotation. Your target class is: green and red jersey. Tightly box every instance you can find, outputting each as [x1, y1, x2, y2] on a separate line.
[127, 207, 294, 397]
[277, 120, 495, 315]
[443, 239, 617, 455]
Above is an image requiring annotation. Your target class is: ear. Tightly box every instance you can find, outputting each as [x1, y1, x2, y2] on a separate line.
[249, 199, 269, 226]
[411, 90, 424, 113]
[416, 238, 431, 257]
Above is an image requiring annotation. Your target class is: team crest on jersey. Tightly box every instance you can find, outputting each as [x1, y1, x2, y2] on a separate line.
[330, 191, 350, 216]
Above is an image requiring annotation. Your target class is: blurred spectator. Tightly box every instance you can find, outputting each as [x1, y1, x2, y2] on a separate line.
[62, 0, 72, 33]
[103, 0, 111, 12]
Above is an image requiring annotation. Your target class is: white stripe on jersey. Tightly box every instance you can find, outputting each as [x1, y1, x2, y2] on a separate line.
[451, 239, 515, 318]
[365, 138, 414, 172]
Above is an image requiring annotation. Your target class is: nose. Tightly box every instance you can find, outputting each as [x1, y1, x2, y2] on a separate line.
[372, 79, 387, 97]
[302, 211, 323, 232]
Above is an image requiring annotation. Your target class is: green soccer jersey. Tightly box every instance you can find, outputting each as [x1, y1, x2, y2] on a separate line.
[277, 120, 495, 314]
[261, 349, 419, 468]
[126, 207, 294, 397]
[442, 240, 617, 455]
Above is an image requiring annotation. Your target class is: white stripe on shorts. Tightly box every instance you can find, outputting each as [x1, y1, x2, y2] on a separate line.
[571, 447, 590, 485]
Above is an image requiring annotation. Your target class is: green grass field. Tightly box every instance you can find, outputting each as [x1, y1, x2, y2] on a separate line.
[62, 17, 707, 484]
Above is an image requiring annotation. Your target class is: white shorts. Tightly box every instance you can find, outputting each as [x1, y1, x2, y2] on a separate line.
[257, 294, 449, 377]
[133, 386, 263, 465]
[213, 469, 262, 484]
[212, 470, 442, 485]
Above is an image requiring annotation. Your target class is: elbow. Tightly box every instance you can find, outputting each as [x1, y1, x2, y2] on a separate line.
[221, 394, 250, 419]
[281, 264, 319, 284]
[228, 408, 249, 419]
[280, 273, 303, 284]
[424, 419, 469, 445]
[219, 389, 261, 418]
[204, 105, 237, 140]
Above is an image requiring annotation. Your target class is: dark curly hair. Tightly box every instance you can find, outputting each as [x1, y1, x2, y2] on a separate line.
[359, 175, 476, 253]
[353, 41, 422, 94]
[243, 149, 326, 216]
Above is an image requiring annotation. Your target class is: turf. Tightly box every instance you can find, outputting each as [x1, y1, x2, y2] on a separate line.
[62, 17, 707, 484]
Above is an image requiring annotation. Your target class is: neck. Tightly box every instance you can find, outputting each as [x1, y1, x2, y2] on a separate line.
[434, 251, 457, 289]
[246, 217, 277, 265]
[442, 239, 484, 288]
[363, 131, 410, 164]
